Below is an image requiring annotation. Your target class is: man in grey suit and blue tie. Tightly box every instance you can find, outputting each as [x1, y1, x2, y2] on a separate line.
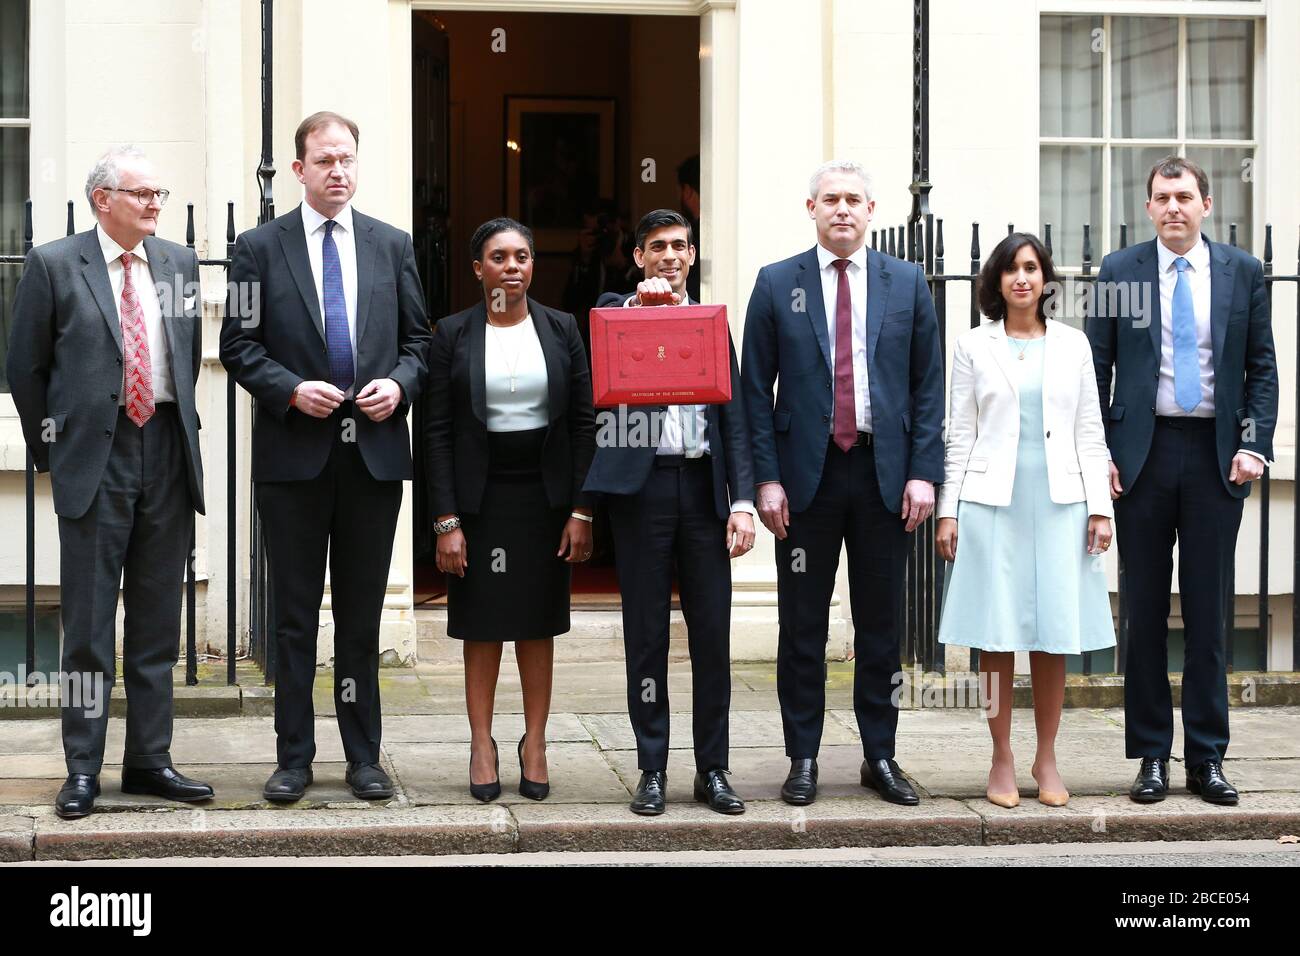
[1088, 155, 1278, 806]
[6, 146, 213, 818]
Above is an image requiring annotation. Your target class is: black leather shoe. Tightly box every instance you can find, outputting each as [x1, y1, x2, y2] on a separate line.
[517, 734, 549, 801]
[55, 773, 99, 819]
[345, 762, 394, 800]
[630, 771, 667, 815]
[121, 766, 214, 802]
[861, 757, 920, 806]
[1187, 760, 1239, 805]
[1129, 757, 1169, 803]
[780, 758, 818, 805]
[262, 766, 313, 803]
[693, 769, 745, 815]
[469, 737, 501, 803]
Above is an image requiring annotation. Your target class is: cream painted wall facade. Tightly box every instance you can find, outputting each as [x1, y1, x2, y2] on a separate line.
[2, 0, 1296, 669]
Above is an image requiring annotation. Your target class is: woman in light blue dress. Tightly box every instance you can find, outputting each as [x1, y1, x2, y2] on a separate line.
[936, 233, 1115, 809]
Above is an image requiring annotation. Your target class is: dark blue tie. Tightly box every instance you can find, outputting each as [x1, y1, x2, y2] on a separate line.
[322, 220, 354, 392]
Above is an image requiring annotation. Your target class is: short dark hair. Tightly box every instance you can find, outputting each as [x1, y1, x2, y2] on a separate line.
[634, 208, 694, 251]
[1146, 155, 1210, 201]
[295, 111, 360, 161]
[470, 217, 535, 261]
[676, 155, 699, 193]
[977, 232, 1060, 324]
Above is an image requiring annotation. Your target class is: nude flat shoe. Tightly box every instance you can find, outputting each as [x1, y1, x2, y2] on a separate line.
[986, 789, 1021, 808]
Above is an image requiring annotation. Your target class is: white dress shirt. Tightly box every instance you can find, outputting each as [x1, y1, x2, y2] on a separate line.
[816, 242, 872, 433]
[97, 225, 174, 403]
[484, 314, 549, 432]
[622, 292, 753, 515]
[302, 201, 359, 397]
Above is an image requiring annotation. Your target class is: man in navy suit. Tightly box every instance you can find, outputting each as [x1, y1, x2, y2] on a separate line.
[584, 209, 756, 816]
[1087, 156, 1277, 806]
[741, 161, 944, 806]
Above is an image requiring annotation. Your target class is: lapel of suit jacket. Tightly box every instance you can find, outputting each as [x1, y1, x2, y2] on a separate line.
[1133, 239, 1162, 365]
[530, 299, 567, 423]
[143, 236, 184, 375]
[985, 319, 1019, 401]
[352, 210, 377, 351]
[80, 228, 123, 353]
[795, 248, 832, 374]
[865, 247, 891, 365]
[468, 299, 488, 424]
[278, 205, 328, 348]
[1207, 236, 1235, 372]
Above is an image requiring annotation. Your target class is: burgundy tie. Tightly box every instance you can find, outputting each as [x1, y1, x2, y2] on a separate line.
[831, 258, 856, 452]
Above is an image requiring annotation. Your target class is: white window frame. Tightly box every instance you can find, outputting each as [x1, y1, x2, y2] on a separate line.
[1038, 2, 1265, 267]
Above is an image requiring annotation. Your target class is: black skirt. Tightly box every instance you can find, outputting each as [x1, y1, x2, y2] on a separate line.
[446, 427, 572, 642]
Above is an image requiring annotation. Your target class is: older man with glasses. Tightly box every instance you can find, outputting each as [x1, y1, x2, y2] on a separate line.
[6, 145, 212, 818]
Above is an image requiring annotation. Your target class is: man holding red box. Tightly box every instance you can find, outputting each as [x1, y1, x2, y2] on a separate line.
[742, 161, 945, 806]
[583, 209, 756, 817]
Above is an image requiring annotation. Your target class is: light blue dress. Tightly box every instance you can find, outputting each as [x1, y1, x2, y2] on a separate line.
[938, 337, 1115, 654]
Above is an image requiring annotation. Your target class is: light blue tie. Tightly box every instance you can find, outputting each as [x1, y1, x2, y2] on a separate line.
[1171, 256, 1200, 414]
[322, 220, 354, 393]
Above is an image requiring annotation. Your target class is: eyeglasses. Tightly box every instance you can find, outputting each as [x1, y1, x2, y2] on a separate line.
[109, 187, 171, 207]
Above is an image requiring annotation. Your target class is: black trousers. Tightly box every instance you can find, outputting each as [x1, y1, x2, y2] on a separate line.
[775, 439, 909, 760]
[1116, 417, 1243, 767]
[256, 405, 403, 769]
[58, 404, 192, 775]
[607, 455, 732, 773]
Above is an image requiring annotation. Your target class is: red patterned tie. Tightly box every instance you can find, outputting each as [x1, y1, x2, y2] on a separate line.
[831, 258, 857, 452]
[119, 252, 155, 427]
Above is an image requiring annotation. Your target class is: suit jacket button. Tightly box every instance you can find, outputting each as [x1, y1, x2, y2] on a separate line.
[1045, 430, 1051, 438]
[104, 429, 112, 438]
[1150, 405, 1156, 412]
[110, 393, 118, 401]
[822, 415, 829, 423]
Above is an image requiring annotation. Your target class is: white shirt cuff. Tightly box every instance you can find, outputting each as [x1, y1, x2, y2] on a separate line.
[1238, 449, 1269, 466]
[730, 499, 756, 516]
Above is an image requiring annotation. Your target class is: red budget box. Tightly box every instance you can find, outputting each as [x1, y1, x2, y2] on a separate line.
[588, 303, 732, 407]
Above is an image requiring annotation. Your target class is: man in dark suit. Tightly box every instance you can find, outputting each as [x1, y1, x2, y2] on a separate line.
[584, 209, 756, 816]
[1087, 155, 1277, 806]
[742, 161, 944, 806]
[7, 145, 213, 818]
[221, 112, 431, 803]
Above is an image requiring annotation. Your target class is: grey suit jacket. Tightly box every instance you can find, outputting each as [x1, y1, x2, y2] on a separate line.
[6, 227, 205, 519]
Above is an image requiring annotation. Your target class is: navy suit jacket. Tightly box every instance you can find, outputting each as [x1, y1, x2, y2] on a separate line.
[1086, 236, 1278, 500]
[740, 246, 945, 514]
[582, 292, 755, 521]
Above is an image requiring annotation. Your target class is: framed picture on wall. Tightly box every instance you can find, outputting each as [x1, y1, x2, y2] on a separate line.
[505, 96, 616, 253]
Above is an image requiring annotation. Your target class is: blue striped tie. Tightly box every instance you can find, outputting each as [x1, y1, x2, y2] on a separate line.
[322, 220, 354, 393]
[1171, 256, 1200, 413]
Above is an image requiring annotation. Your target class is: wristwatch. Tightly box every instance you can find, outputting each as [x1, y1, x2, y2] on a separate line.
[433, 516, 462, 535]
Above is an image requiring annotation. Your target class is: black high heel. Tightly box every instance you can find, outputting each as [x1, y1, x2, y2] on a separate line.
[517, 733, 550, 801]
[469, 737, 501, 802]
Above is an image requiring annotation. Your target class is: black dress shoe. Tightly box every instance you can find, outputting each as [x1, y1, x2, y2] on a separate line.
[780, 758, 818, 806]
[517, 734, 549, 801]
[345, 762, 394, 800]
[1187, 760, 1239, 806]
[262, 766, 313, 803]
[630, 771, 667, 815]
[55, 773, 99, 820]
[469, 737, 501, 803]
[1129, 757, 1169, 803]
[693, 769, 745, 815]
[121, 766, 214, 802]
[861, 757, 920, 806]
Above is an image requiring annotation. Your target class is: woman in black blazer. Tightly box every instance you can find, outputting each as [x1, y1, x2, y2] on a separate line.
[424, 217, 596, 803]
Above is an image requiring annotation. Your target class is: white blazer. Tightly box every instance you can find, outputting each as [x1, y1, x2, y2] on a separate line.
[936, 319, 1112, 521]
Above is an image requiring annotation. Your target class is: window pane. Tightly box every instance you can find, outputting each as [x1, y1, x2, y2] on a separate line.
[1187, 19, 1253, 140]
[1040, 15, 1102, 138]
[0, 0, 29, 117]
[0, 126, 28, 393]
[1110, 146, 1170, 251]
[1040, 145, 1101, 267]
[1197, 147, 1253, 253]
[1111, 17, 1177, 139]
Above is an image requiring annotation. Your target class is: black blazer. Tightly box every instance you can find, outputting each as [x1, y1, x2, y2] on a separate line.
[423, 297, 596, 516]
[582, 292, 755, 520]
[219, 204, 432, 482]
[1087, 236, 1278, 501]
